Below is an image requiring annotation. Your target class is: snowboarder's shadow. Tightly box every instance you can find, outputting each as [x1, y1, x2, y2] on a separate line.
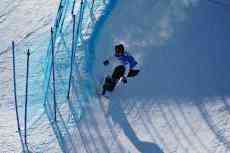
[107, 99, 164, 153]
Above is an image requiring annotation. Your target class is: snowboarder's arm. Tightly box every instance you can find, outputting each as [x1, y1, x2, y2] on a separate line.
[125, 52, 138, 69]
[103, 60, 109, 65]
[103, 56, 117, 66]
[129, 59, 138, 69]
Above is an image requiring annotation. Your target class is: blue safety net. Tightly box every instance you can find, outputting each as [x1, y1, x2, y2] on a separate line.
[11, 0, 115, 152]
[41, 0, 113, 152]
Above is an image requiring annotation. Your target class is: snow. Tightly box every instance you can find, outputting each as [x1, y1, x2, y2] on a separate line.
[1, 0, 230, 152]
[92, 0, 230, 152]
[0, 0, 60, 152]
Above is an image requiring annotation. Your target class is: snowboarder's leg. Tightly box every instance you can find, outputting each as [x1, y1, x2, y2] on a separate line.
[102, 87, 106, 95]
[102, 65, 126, 95]
[102, 76, 116, 94]
[112, 65, 126, 80]
[127, 69, 139, 77]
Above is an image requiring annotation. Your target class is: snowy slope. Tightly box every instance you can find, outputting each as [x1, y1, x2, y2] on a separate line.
[0, 0, 60, 152]
[91, 0, 230, 152]
[1, 0, 230, 152]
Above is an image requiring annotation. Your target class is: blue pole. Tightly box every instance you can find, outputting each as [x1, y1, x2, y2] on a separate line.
[67, 14, 76, 99]
[55, 5, 64, 29]
[67, 0, 84, 99]
[54, 0, 64, 28]
[90, 0, 95, 19]
[24, 49, 30, 152]
[58, 0, 69, 34]
[12, 41, 26, 153]
[91, 0, 95, 9]
[76, 0, 85, 41]
[51, 27, 57, 122]
[71, 0, 76, 15]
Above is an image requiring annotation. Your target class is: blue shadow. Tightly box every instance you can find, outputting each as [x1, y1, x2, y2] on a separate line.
[108, 99, 164, 153]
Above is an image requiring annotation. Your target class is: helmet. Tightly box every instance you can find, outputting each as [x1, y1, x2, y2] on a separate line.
[115, 44, 124, 56]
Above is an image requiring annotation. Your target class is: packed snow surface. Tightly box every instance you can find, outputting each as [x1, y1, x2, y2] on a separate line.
[1, 0, 230, 152]
[0, 0, 59, 152]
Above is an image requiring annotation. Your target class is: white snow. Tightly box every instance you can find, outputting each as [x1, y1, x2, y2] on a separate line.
[0, 0, 60, 152]
[1, 0, 230, 152]
[92, 0, 230, 152]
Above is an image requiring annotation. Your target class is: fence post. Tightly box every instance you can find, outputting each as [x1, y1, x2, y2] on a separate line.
[71, 0, 76, 15]
[12, 41, 26, 153]
[24, 49, 30, 152]
[76, 0, 84, 42]
[51, 27, 57, 122]
[90, 0, 95, 20]
[67, 14, 76, 99]
[67, 0, 84, 99]
[54, 1, 64, 29]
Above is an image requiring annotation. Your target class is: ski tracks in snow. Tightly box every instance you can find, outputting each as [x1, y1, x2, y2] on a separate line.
[106, 97, 230, 153]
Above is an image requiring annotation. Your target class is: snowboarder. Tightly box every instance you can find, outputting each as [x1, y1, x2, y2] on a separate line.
[102, 44, 140, 95]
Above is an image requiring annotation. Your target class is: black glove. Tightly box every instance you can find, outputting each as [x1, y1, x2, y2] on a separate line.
[122, 77, 127, 84]
[103, 60, 109, 66]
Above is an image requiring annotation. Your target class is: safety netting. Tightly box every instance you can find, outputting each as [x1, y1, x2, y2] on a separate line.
[42, 0, 112, 152]
[10, 0, 114, 152]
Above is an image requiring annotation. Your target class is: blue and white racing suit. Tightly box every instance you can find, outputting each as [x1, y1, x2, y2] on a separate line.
[106, 51, 138, 76]
[116, 52, 138, 69]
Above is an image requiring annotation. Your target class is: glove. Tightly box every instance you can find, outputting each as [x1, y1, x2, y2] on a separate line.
[103, 60, 109, 66]
[122, 77, 127, 84]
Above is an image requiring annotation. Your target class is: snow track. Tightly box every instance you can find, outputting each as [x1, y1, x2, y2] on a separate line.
[104, 98, 230, 153]
[41, 0, 230, 151]
[1, 0, 230, 152]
